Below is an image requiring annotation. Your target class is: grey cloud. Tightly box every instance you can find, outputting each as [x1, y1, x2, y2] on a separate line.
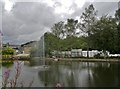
[70, 2, 91, 18]
[2, 2, 61, 44]
[13, 2, 58, 26]
[92, 2, 118, 17]
[2, 12, 23, 36]
[2, 1, 119, 45]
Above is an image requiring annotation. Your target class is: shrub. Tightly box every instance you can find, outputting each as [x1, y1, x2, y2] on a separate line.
[2, 47, 15, 55]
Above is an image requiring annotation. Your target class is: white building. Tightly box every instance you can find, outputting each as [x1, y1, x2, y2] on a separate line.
[71, 49, 82, 57]
[52, 49, 114, 58]
[82, 51, 87, 57]
[71, 49, 100, 57]
[89, 50, 99, 57]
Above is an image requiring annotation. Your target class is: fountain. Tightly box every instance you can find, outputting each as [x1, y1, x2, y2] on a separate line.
[31, 34, 49, 70]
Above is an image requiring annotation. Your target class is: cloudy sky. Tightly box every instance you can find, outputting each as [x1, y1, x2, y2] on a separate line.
[0, 0, 119, 45]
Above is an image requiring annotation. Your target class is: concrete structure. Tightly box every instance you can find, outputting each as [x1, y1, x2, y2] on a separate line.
[21, 41, 37, 54]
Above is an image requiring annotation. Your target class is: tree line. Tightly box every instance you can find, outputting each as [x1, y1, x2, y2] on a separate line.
[44, 4, 120, 57]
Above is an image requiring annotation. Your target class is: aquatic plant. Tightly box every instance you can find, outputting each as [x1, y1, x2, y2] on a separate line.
[2, 61, 34, 88]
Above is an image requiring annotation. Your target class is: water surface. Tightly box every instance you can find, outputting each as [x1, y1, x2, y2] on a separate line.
[2, 59, 120, 87]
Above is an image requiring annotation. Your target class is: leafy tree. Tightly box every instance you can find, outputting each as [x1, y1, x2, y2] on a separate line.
[115, 8, 120, 22]
[44, 32, 87, 57]
[44, 32, 60, 57]
[115, 8, 120, 53]
[64, 19, 78, 37]
[79, 4, 97, 35]
[78, 4, 97, 57]
[62, 36, 87, 50]
[51, 21, 65, 38]
[90, 16, 118, 53]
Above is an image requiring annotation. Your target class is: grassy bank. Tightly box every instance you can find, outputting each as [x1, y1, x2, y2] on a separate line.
[1, 57, 120, 63]
[46, 58, 120, 63]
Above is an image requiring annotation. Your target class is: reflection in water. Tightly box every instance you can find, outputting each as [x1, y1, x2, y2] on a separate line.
[2, 62, 13, 68]
[37, 61, 119, 87]
[1, 60, 120, 87]
[92, 63, 119, 87]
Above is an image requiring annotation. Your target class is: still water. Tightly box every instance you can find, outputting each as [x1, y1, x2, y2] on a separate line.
[2, 59, 120, 87]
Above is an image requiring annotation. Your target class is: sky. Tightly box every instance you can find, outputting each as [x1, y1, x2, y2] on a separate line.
[0, 0, 119, 45]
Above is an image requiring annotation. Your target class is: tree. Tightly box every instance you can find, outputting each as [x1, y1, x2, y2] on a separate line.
[2, 47, 15, 55]
[44, 32, 60, 57]
[115, 8, 120, 22]
[51, 21, 65, 38]
[79, 4, 97, 35]
[78, 4, 97, 57]
[64, 19, 78, 37]
[115, 8, 120, 53]
[44, 32, 87, 57]
[62, 36, 87, 51]
[90, 16, 118, 54]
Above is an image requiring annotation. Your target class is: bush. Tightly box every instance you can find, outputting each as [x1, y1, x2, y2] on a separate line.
[2, 47, 15, 55]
